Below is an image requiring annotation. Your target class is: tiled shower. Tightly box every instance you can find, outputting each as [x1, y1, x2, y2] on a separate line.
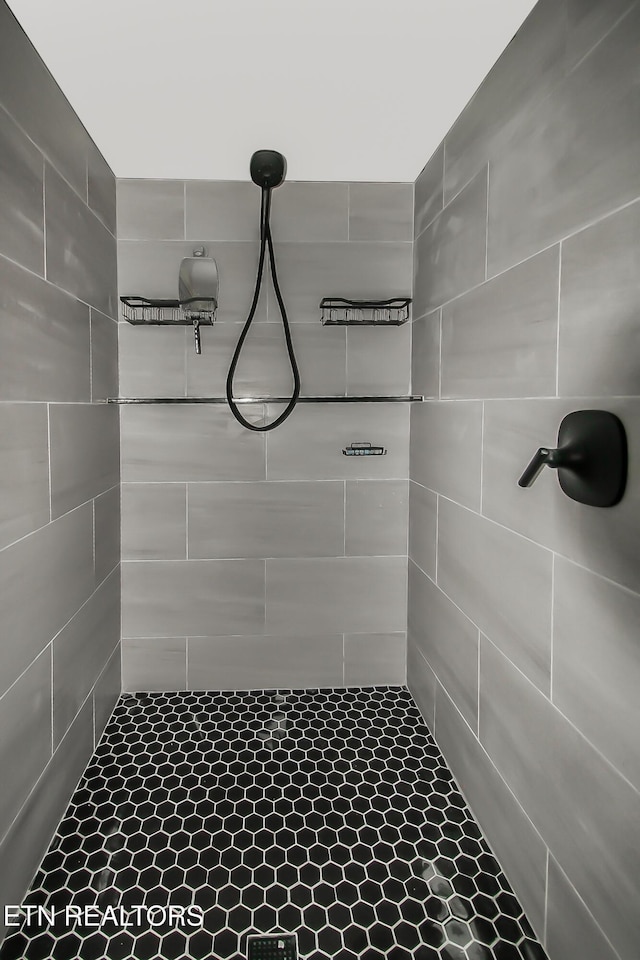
[0, 2, 638, 960]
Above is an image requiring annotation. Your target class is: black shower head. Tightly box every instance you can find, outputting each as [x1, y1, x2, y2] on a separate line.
[250, 150, 287, 189]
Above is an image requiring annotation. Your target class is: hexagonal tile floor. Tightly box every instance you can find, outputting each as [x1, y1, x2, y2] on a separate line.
[0, 687, 548, 960]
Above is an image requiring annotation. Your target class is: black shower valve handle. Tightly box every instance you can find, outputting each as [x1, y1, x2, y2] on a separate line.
[518, 445, 573, 487]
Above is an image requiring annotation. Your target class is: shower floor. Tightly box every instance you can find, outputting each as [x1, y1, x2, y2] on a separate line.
[0, 687, 547, 960]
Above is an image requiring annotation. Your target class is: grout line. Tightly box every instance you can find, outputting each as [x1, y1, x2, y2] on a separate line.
[185, 637, 189, 689]
[46, 403, 52, 522]
[438, 309, 442, 400]
[549, 553, 555, 702]
[555, 241, 562, 397]
[484, 163, 490, 280]
[49, 644, 54, 757]
[434, 495, 439, 584]
[568, 1, 637, 74]
[476, 629, 481, 737]
[185, 483, 189, 560]
[543, 847, 550, 947]
[343, 481, 347, 556]
[479, 401, 485, 514]
[42, 160, 47, 278]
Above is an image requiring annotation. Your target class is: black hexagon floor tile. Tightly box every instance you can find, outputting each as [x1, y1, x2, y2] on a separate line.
[0, 688, 548, 960]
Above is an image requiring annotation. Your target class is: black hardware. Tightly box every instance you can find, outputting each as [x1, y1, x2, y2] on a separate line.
[343, 442, 387, 456]
[320, 297, 411, 325]
[107, 395, 425, 404]
[119, 295, 217, 324]
[518, 410, 627, 507]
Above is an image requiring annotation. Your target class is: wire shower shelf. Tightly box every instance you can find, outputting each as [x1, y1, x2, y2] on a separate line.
[320, 297, 411, 326]
[120, 296, 217, 326]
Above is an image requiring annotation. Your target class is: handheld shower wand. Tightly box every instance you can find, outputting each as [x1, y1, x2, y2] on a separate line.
[225, 150, 301, 432]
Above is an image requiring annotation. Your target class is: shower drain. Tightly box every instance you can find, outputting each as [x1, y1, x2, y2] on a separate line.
[246, 933, 298, 959]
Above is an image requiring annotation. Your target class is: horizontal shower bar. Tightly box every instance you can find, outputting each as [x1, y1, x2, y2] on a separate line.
[107, 396, 425, 404]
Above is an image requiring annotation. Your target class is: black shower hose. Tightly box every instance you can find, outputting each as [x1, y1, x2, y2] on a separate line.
[225, 186, 301, 431]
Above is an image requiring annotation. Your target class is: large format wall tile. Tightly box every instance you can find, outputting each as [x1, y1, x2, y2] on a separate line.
[479, 638, 640, 960]
[410, 400, 482, 509]
[482, 397, 640, 594]
[186, 181, 256, 241]
[414, 145, 443, 239]
[348, 183, 413, 242]
[546, 857, 620, 960]
[187, 635, 345, 690]
[443, 0, 566, 203]
[408, 481, 437, 580]
[344, 633, 406, 686]
[117, 180, 184, 240]
[90, 309, 118, 402]
[87, 144, 116, 236]
[559, 199, 640, 397]
[0, 256, 90, 403]
[411, 310, 440, 398]
[346, 322, 411, 395]
[487, 4, 640, 276]
[94, 485, 120, 585]
[441, 246, 559, 399]
[408, 562, 478, 730]
[122, 638, 187, 693]
[437, 499, 552, 694]
[0, 648, 51, 846]
[121, 559, 265, 638]
[0, 2, 90, 195]
[49, 403, 120, 518]
[265, 556, 407, 636]
[413, 169, 487, 317]
[93, 644, 121, 746]
[188, 481, 344, 560]
[0, 105, 44, 274]
[120, 404, 265, 482]
[406, 640, 436, 731]
[118, 324, 187, 398]
[345, 480, 408, 557]
[121, 483, 186, 560]
[266, 403, 409, 481]
[0, 404, 49, 551]
[53, 569, 120, 747]
[0, 504, 94, 697]
[45, 165, 117, 318]
[434, 684, 548, 936]
[553, 557, 640, 792]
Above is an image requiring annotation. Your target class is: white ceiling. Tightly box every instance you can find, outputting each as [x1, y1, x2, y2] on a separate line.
[8, 0, 537, 182]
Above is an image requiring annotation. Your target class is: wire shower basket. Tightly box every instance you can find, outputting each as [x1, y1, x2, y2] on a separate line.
[120, 296, 217, 326]
[320, 297, 411, 326]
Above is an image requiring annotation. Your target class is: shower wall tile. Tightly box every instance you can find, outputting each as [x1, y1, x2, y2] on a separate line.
[0, 256, 90, 403]
[269, 182, 349, 242]
[437, 499, 553, 695]
[185, 180, 256, 241]
[265, 556, 407, 637]
[559, 199, 640, 398]
[348, 183, 413, 241]
[265, 403, 409, 481]
[94, 485, 120, 585]
[0, 403, 49, 551]
[120, 404, 265, 482]
[0, 697, 93, 943]
[121, 559, 265, 638]
[410, 400, 482, 509]
[443, 0, 566, 203]
[187, 481, 344, 560]
[487, 4, 640, 276]
[344, 479, 408, 557]
[411, 309, 440, 399]
[0, 503, 94, 698]
[413, 169, 487, 317]
[0, 105, 44, 275]
[187, 635, 344, 690]
[49, 403, 120, 518]
[87, 143, 117, 235]
[269, 241, 412, 323]
[117, 179, 184, 240]
[434, 683, 548, 936]
[117, 240, 266, 324]
[0, 647, 51, 847]
[93, 644, 121, 747]
[406, 639, 436, 732]
[408, 561, 478, 730]
[0, 1, 90, 196]
[122, 638, 187, 693]
[346, 322, 411, 395]
[552, 557, 640, 792]
[344, 633, 406, 686]
[414, 144, 443, 239]
[440, 245, 559, 399]
[118, 324, 187, 398]
[479, 637, 640, 960]
[566, 0, 634, 70]
[121, 483, 186, 561]
[482, 397, 640, 595]
[546, 857, 620, 960]
[52, 569, 120, 748]
[45, 165, 118, 318]
[91, 309, 119, 402]
[407, 481, 437, 580]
